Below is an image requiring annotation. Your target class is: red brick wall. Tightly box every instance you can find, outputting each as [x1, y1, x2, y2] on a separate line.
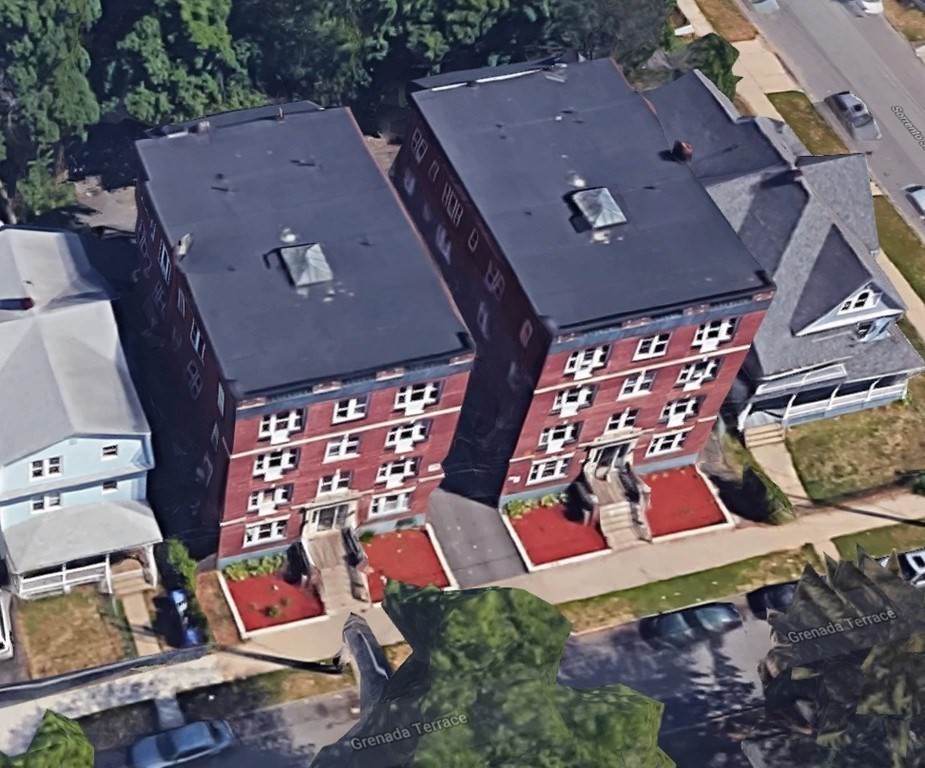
[502, 309, 766, 495]
[216, 368, 469, 561]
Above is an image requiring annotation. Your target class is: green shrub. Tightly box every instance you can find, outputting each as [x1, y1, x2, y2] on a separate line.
[912, 472, 925, 496]
[504, 499, 530, 518]
[539, 494, 559, 508]
[359, 531, 376, 544]
[222, 554, 287, 581]
[743, 463, 795, 524]
[265, 604, 282, 618]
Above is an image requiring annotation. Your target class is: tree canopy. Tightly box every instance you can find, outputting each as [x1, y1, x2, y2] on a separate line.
[0, 710, 94, 768]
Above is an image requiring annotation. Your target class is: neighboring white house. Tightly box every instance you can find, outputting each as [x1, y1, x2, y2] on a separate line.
[0, 227, 163, 599]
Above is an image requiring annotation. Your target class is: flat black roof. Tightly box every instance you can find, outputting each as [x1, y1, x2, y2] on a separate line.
[136, 104, 470, 398]
[411, 58, 773, 330]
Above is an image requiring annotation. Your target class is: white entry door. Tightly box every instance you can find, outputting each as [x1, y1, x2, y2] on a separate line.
[306, 504, 351, 535]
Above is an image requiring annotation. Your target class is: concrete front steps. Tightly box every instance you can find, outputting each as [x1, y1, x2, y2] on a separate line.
[599, 503, 645, 550]
[744, 423, 786, 449]
[112, 562, 155, 598]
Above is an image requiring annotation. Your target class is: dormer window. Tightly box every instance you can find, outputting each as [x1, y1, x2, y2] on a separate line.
[839, 289, 879, 314]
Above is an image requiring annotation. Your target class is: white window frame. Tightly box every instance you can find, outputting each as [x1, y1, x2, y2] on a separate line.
[253, 448, 299, 478]
[538, 422, 581, 453]
[677, 359, 719, 389]
[477, 301, 490, 338]
[243, 517, 288, 548]
[427, 160, 439, 182]
[185, 360, 202, 399]
[526, 456, 572, 485]
[839, 288, 880, 314]
[410, 128, 428, 164]
[646, 429, 691, 457]
[31, 493, 61, 513]
[138, 226, 148, 257]
[436, 224, 452, 262]
[441, 183, 463, 227]
[211, 423, 220, 451]
[153, 280, 167, 315]
[385, 421, 430, 452]
[324, 433, 360, 461]
[247, 486, 292, 513]
[190, 321, 206, 360]
[317, 469, 352, 496]
[158, 241, 171, 283]
[177, 289, 186, 317]
[606, 408, 638, 432]
[402, 167, 416, 196]
[102, 481, 118, 494]
[30, 456, 63, 480]
[520, 320, 533, 349]
[693, 318, 737, 351]
[102, 445, 118, 459]
[619, 370, 656, 399]
[634, 333, 670, 360]
[259, 409, 304, 439]
[661, 397, 700, 426]
[484, 261, 505, 299]
[553, 385, 595, 416]
[370, 491, 413, 518]
[376, 458, 420, 487]
[565, 345, 609, 380]
[332, 396, 369, 423]
[468, 228, 479, 252]
[217, 384, 225, 416]
[395, 382, 440, 415]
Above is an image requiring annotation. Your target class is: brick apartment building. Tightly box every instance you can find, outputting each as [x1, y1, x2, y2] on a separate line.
[391, 57, 776, 509]
[132, 102, 473, 565]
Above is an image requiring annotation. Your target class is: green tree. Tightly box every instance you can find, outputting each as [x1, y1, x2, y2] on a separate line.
[0, 710, 94, 768]
[677, 33, 741, 100]
[91, 0, 263, 125]
[549, 0, 675, 69]
[0, 0, 101, 221]
[312, 581, 673, 767]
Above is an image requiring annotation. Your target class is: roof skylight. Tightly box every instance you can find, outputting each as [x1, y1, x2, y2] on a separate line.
[280, 243, 332, 288]
[571, 187, 626, 230]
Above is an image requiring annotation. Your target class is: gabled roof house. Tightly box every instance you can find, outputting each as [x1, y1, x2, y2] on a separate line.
[648, 71, 924, 432]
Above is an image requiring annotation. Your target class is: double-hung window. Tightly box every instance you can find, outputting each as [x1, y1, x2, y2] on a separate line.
[324, 434, 360, 461]
[538, 423, 581, 453]
[184, 361, 202, 399]
[190, 321, 206, 360]
[410, 129, 428, 163]
[646, 430, 690, 457]
[553, 385, 596, 416]
[693, 318, 737, 351]
[606, 409, 638, 432]
[158, 242, 171, 282]
[395, 383, 440, 415]
[619, 370, 656, 399]
[253, 449, 298, 479]
[247, 486, 293, 513]
[526, 456, 571, 485]
[318, 470, 352, 496]
[333, 396, 369, 424]
[376, 458, 420, 488]
[385, 421, 430, 453]
[259, 409, 304, 440]
[564, 345, 609, 380]
[661, 397, 700, 427]
[370, 491, 413, 517]
[30, 457, 62, 480]
[677, 359, 719, 390]
[634, 333, 670, 360]
[484, 261, 505, 299]
[243, 518, 288, 547]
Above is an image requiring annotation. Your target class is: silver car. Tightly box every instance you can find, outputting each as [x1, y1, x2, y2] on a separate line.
[129, 720, 234, 768]
[906, 185, 925, 217]
[827, 91, 882, 141]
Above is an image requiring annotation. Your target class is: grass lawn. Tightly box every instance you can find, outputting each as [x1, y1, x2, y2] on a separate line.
[383, 643, 413, 669]
[77, 701, 159, 751]
[557, 545, 819, 632]
[833, 518, 925, 559]
[696, 0, 757, 41]
[883, 0, 925, 41]
[787, 375, 925, 501]
[17, 588, 135, 678]
[767, 91, 849, 155]
[176, 666, 356, 721]
[875, 196, 925, 306]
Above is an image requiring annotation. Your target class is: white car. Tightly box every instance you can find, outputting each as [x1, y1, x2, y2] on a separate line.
[129, 721, 234, 768]
[854, 0, 884, 14]
[0, 591, 13, 662]
[906, 185, 925, 218]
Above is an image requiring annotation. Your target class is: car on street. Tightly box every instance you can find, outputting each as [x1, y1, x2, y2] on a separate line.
[826, 91, 882, 141]
[129, 720, 234, 768]
[166, 588, 205, 648]
[746, 581, 798, 621]
[853, 0, 884, 14]
[876, 549, 925, 587]
[0, 591, 13, 661]
[639, 602, 743, 647]
[905, 185, 925, 218]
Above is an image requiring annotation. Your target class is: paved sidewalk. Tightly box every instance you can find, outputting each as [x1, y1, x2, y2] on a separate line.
[748, 442, 810, 506]
[121, 593, 161, 657]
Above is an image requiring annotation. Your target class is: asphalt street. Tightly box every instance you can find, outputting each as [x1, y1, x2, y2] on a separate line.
[738, 0, 925, 234]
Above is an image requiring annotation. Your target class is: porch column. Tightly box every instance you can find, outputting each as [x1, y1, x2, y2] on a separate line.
[144, 544, 159, 588]
[737, 401, 753, 433]
[102, 553, 114, 596]
[827, 385, 841, 412]
[866, 378, 883, 403]
[781, 393, 798, 423]
[61, 561, 69, 594]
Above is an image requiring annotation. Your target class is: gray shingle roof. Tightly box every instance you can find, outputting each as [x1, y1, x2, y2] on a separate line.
[0, 228, 150, 465]
[648, 71, 921, 379]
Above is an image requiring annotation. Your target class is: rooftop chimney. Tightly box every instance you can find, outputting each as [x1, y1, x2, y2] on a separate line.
[672, 141, 693, 163]
[195, 120, 210, 134]
[0, 297, 34, 311]
[175, 233, 194, 260]
[277, 106, 285, 121]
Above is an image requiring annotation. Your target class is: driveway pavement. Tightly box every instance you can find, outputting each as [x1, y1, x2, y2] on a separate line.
[739, 0, 925, 234]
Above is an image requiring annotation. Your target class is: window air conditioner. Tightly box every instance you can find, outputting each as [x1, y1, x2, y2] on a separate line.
[386, 475, 404, 490]
[546, 440, 565, 454]
[270, 430, 289, 445]
[573, 368, 593, 381]
[559, 402, 579, 417]
[395, 439, 415, 454]
[700, 338, 720, 353]
[667, 414, 686, 429]
[404, 401, 426, 416]
[263, 467, 283, 482]
[683, 379, 702, 392]
[258, 500, 277, 514]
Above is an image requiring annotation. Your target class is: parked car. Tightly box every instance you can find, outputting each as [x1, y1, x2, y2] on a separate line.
[129, 720, 234, 768]
[747, 581, 798, 621]
[905, 185, 925, 218]
[826, 91, 882, 141]
[877, 549, 925, 587]
[0, 591, 13, 661]
[167, 589, 204, 648]
[853, 0, 884, 14]
[639, 602, 743, 647]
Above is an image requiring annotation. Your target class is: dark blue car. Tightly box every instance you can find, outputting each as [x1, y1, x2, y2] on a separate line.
[168, 589, 204, 648]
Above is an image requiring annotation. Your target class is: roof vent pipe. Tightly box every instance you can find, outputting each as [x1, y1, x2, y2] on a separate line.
[195, 120, 210, 134]
[672, 141, 693, 163]
[278, 106, 285, 121]
[175, 233, 194, 260]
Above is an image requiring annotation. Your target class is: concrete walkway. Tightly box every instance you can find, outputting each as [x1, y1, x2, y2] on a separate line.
[748, 442, 810, 506]
[121, 593, 161, 657]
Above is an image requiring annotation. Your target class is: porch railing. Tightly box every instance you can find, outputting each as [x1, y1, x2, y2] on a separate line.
[787, 383, 907, 418]
[15, 562, 109, 600]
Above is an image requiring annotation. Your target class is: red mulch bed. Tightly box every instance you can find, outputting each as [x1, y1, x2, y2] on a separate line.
[644, 466, 728, 537]
[364, 529, 451, 603]
[510, 503, 608, 566]
[225, 573, 325, 632]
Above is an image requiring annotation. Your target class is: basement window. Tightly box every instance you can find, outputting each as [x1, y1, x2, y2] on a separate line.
[280, 243, 333, 289]
[570, 187, 626, 230]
